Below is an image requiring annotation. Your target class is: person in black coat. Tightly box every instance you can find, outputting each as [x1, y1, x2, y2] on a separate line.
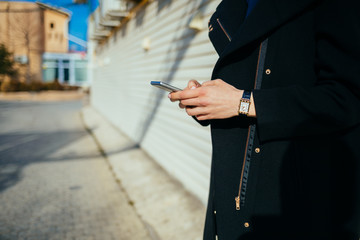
[169, 0, 360, 239]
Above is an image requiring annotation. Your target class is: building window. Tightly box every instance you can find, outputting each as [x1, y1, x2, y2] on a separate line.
[50, 22, 55, 29]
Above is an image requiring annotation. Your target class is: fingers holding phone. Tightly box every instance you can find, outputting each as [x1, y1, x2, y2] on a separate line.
[150, 80, 202, 109]
[168, 79, 201, 100]
[177, 80, 202, 108]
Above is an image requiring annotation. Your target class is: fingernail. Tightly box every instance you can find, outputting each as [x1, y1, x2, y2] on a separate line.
[168, 93, 171, 99]
[190, 86, 196, 89]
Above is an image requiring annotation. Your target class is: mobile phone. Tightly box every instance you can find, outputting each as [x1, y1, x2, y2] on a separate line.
[150, 81, 182, 92]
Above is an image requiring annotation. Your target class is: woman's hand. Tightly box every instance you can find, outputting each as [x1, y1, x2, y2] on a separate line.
[177, 80, 202, 109]
[169, 79, 255, 121]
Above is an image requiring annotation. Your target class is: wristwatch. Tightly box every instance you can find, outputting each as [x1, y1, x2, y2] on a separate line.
[238, 90, 251, 116]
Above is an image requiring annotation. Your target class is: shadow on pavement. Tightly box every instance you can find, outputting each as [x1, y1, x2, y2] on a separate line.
[0, 130, 99, 193]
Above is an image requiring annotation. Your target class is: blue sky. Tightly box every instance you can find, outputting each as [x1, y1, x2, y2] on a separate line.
[6, 0, 99, 52]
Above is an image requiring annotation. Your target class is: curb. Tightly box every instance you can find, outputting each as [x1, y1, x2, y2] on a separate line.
[81, 106, 206, 240]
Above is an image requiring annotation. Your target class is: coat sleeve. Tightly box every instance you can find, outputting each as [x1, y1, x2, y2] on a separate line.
[253, 0, 360, 142]
[193, 116, 210, 127]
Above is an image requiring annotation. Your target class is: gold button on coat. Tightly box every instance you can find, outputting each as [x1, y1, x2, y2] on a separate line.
[214, 210, 216, 214]
[244, 222, 250, 228]
[265, 69, 271, 75]
[255, 148, 260, 153]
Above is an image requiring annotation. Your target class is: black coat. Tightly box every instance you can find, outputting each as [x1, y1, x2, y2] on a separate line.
[202, 0, 360, 239]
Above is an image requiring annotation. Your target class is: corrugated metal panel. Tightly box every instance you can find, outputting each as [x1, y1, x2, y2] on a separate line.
[90, 0, 221, 204]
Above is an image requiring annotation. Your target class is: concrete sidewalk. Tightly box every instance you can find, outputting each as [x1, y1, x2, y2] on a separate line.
[81, 106, 206, 240]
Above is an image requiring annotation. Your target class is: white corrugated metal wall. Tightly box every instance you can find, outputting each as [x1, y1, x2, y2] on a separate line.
[90, 0, 220, 204]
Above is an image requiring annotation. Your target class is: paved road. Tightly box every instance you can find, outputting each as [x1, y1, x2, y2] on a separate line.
[0, 100, 151, 240]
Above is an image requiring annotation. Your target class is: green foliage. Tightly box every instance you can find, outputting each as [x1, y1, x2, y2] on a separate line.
[0, 44, 16, 76]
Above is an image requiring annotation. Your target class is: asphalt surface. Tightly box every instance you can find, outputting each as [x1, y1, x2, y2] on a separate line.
[0, 100, 152, 240]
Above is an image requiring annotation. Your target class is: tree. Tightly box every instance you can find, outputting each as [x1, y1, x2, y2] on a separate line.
[9, 7, 42, 83]
[0, 44, 16, 76]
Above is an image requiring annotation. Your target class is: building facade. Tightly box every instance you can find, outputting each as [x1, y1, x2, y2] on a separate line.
[0, 1, 89, 86]
[0, 1, 69, 82]
[89, 0, 221, 204]
[42, 3, 69, 53]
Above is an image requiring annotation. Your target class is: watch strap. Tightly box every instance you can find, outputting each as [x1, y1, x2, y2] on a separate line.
[242, 90, 251, 100]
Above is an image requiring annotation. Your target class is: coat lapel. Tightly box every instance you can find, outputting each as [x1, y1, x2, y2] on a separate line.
[218, 0, 320, 61]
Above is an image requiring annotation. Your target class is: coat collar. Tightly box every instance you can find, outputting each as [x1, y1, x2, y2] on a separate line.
[218, 0, 320, 61]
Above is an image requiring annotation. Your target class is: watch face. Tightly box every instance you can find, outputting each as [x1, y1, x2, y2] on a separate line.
[240, 102, 250, 113]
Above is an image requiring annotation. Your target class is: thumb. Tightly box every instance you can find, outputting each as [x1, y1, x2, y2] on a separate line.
[188, 79, 201, 89]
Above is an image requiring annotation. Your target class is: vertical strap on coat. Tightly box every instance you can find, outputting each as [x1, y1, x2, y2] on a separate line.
[238, 38, 269, 208]
[254, 38, 268, 90]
